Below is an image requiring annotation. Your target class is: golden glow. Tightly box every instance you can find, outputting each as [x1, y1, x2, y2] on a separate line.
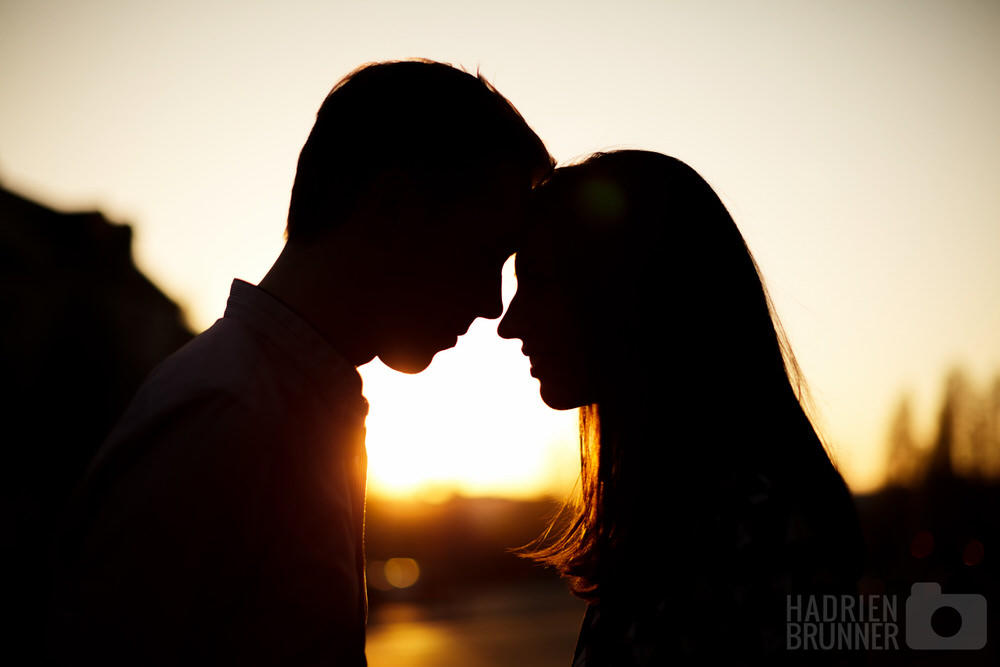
[362, 259, 580, 501]
[368, 558, 422, 590]
[365, 621, 453, 665]
[384, 558, 420, 589]
[3, 1, 999, 498]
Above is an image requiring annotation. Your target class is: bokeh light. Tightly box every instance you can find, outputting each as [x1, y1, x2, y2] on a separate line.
[910, 531, 934, 559]
[383, 558, 421, 589]
[963, 539, 984, 567]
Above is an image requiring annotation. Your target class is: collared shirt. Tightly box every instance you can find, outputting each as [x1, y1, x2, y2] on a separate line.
[48, 279, 370, 665]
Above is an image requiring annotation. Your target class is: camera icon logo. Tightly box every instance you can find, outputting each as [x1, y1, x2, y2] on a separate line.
[905, 583, 987, 650]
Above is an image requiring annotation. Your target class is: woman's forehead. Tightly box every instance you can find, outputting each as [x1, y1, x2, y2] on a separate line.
[514, 224, 590, 279]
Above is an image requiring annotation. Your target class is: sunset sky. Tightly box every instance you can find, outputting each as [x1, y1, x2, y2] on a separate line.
[2, 0, 998, 497]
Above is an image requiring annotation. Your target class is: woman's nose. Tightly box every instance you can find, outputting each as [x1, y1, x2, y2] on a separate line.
[497, 292, 523, 340]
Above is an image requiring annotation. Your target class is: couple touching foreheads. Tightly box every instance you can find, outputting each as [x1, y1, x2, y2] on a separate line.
[49, 60, 865, 665]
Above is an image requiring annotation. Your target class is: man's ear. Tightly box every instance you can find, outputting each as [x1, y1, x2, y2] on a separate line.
[363, 169, 424, 238]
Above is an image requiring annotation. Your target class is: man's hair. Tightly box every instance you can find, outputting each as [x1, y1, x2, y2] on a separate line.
[286, 59, 554, 242]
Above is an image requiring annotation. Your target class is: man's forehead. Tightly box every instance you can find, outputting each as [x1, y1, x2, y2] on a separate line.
[461, 170, 530, 232]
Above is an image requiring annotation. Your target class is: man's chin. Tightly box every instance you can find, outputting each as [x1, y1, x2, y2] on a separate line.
[377, 349, 438, 375]
[377, 335, 459, 374]
[379, 358, 432, 375]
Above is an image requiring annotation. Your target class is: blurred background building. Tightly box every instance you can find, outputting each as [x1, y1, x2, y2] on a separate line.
[1, 184, 193, 659]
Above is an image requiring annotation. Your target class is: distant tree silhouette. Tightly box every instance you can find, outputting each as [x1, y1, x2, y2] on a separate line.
[929, 370, 964, 482]
[869, 368, 999, 666]
[885, 367, 1000, 487]
[968, 375, 1000, 480]
[885, 395, 922, 486]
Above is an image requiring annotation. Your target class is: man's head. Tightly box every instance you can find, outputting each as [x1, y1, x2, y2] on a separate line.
[284, 60, 553, 373]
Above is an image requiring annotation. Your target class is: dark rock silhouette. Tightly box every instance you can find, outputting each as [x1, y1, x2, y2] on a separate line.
[0, 183, 193, 662]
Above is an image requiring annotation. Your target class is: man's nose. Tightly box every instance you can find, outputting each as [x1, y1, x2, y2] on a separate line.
[474, 268, 505, 321]
[480, 289, 504, 321]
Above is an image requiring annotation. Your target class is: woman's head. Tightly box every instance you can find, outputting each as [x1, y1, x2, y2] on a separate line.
[499, 150, 793, 421]
[501, 150, 862, 601]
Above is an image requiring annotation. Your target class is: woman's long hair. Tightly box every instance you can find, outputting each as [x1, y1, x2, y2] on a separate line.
[521, 150, 864, 603]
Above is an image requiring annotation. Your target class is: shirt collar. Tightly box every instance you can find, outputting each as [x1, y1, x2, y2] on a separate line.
[223, 279, 368, 416]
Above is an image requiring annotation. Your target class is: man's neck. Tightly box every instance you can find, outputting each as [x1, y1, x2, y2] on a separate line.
[259, 239, 378, 368]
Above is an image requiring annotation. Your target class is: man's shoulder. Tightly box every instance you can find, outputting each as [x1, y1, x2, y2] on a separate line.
[135, 309, 360, 417]
[144, 315, 276, 398]
[85, 307, 365, 499]
[90, 318, 283, 467]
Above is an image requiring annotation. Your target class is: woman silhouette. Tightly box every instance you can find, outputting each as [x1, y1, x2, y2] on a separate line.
[498, 150, 865, 665]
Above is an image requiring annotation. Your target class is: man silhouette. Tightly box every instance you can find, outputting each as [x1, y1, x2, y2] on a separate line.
[48, 59, 552, 665]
